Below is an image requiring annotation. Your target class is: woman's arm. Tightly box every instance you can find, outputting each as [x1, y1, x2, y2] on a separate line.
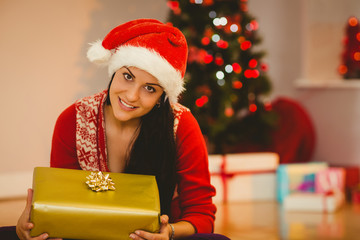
[50, 104, 80, 169]
[172, 108, 217, 234]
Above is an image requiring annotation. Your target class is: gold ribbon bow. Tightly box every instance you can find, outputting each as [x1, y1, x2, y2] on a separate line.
[86, 172, 115, 192]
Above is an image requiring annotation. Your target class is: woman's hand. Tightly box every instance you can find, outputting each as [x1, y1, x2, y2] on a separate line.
[16, 188, 62, 240]
[129, 215, 172, 240]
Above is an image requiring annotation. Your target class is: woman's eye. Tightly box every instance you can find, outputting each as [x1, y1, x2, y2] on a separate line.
[123, 73, 132, 81]
[145, 85, 155, 93]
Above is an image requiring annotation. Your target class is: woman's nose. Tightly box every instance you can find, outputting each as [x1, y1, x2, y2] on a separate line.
[126, 87, 140, 102]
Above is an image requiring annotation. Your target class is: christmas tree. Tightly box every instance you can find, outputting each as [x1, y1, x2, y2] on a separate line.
[339, 16, 360, 79]
[167, 0, 277, 153]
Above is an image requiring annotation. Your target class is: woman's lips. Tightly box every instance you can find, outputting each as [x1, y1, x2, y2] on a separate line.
[118, 97, 137, 110]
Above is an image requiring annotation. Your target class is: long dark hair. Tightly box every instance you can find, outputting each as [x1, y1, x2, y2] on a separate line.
[106, 73, 177, 216]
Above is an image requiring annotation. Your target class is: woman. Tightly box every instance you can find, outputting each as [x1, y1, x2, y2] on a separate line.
[16, 19, 228, 240]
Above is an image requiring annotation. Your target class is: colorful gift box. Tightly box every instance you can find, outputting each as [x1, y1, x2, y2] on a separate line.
[276, 162, 328, 203]
[209, 152, 279, 203]
[30, 167, 160, 240]
[279, 165, 346, 212]
[283, 192, 344, 212]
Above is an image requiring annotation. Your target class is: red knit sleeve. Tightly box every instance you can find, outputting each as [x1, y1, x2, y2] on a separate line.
[50, 104, 80, 169]
[174, 110, 216, 233]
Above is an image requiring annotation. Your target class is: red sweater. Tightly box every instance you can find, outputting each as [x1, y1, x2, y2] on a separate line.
[50, 91, 216, 233]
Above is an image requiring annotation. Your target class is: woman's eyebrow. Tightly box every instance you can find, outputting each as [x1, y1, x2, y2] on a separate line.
[146, 83, 163, 88]
[124, 67, 136, 79]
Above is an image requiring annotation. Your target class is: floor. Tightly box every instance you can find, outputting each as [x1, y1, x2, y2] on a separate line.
[1, 199, 360, 239]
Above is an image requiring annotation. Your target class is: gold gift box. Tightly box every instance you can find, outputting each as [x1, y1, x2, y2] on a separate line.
[30, 167, 160, 240]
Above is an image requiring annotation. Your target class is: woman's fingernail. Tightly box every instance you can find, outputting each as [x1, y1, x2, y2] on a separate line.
[129, 233, 135, 239]
[42, 233, 48, 239]
[135, 230, 141, 235]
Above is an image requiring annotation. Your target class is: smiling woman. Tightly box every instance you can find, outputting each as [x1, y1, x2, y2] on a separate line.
[14, 19, 230, 240]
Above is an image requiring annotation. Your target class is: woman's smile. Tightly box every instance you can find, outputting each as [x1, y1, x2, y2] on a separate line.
[118, 97, 138, 110]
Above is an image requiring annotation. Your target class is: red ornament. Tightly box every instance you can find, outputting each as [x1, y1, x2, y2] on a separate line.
[248, 59, 258, 68]
[357, 33, 360, 42]
[349, 17, 359, 27]
[201, 37, 211, 45]
[244, 69, 260, 78]
[338, 65, 348, 75]
[225, 107, 234, 117]
[232, 63, 242, 73]
[215, 57, 224, 66]
[167, 1, 181, 15]
[249, 103, 257, 112]
[195, 95, 209, 107]
[244, 69, 252, 78]
[216, 40, 229, 49]
[232, 80, 243, 89]
[204, 54, 214, 64]
[167, 1, 179, 9]
[250, 20, 259, 31]
[354, 52, 360, 61]
[240, 40, 252, 50]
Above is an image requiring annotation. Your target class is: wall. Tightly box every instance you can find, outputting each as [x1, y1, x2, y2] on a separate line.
[249, 0, 360, 166]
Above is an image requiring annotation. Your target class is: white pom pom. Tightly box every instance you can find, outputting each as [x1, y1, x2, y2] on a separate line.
[87, 40, 111, 64]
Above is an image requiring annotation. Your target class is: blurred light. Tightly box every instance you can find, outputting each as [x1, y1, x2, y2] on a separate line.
[238, 36, 245, 43]
[244, 69, 252, 78]
[212, 34, 220, 42]
[225, 64, 233, 73]
[264, 102, 272, 111]
[230, 24, 239, 32]
[260, 63, 268, 72]
[167, 1, 179, 10]
[250, 20, 259, 30]
[195, 95, 208, 107]
[248, 59, 258, 68]
[338, 65, 348, 75]
[244, 69, 260, 78]
[204, 54, 213, 64]
[215, 57, 224, 66]
[216, 40, 229, 49]
[209, 11, 217, 18]
[220, 17, 228, 26]
[349, 17, 359, 27]
[195, 0, 203, 4]
[246, 23, 253, 31]
[201, 37, 210, 45]
[213, 18, 221, 26]
[216, 71, 225, 79]
[355, 52, 360, 61]
[357, 33, 360, 42]
[225, 107, 234, 117]
[240, 40, 252, 50]
[232, 80, 243, 89]
[249, 104, 257, 112]
[217, 79, 225, 86]
[232, 63, 242, 73]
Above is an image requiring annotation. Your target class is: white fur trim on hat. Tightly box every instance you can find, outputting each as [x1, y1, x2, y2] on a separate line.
[108, 45, 185, 104]
[87, 40, 112, 65]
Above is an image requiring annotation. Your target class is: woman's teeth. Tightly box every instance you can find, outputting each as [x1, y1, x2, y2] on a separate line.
[121, 99, 135, 108]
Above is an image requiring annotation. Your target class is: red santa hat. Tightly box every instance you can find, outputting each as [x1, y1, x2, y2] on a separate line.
[87, 19, 188, 104]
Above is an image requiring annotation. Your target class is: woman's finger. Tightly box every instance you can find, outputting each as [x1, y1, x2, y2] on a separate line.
[25, 189, 33, 213]
[129, 232, 145, 240]
[160, 215, 169, 224]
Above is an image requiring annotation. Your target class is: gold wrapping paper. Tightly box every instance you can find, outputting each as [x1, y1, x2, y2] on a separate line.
[30, 167, 160, 240]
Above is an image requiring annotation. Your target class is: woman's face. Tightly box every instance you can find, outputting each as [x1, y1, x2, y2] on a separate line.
[108, 66, 164, 124]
